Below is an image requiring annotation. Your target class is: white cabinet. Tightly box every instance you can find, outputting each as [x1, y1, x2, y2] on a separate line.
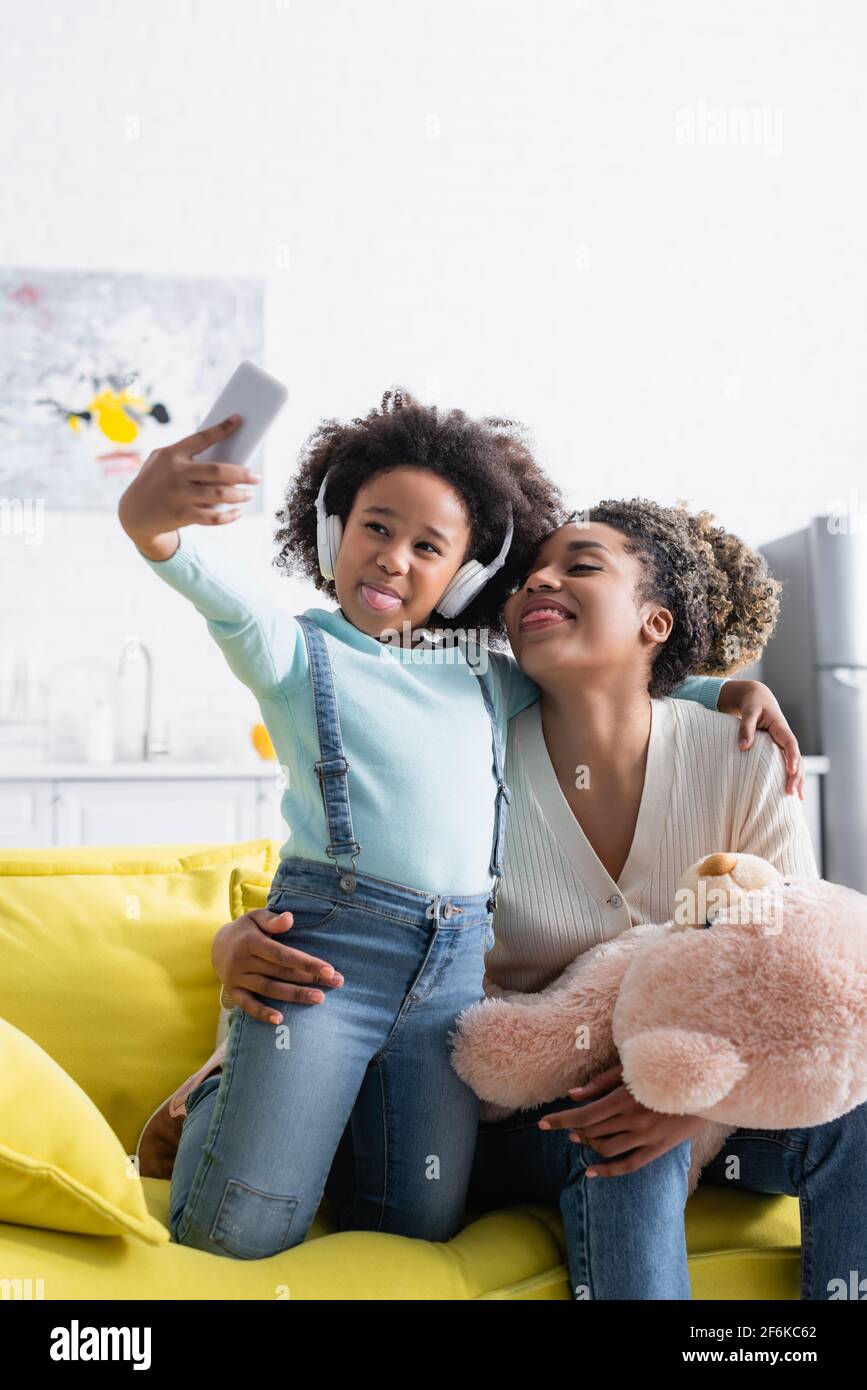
[52, 779, 261, 846]
[0, 782, 54, 846]
[0, 764, 284, 848]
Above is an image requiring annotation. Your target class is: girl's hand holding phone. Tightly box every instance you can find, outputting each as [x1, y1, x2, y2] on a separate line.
[212, 908, 345, 1025]
[117, 414, 261, 561]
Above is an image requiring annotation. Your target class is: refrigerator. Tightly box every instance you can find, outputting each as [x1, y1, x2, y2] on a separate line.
[760, 516, 867, 893]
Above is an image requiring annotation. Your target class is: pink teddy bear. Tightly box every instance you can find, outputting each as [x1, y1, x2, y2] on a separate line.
[449, 852, 867, 1195]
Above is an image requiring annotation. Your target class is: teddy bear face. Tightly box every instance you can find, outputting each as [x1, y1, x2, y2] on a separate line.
[672, 851, 786, 930]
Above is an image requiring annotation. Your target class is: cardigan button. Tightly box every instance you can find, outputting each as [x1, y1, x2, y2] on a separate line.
[607, 894, 622, 908]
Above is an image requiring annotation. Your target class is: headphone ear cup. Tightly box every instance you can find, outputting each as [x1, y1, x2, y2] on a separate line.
[437, 508, 514, 619]
[317, 510, 342, 580]
[326, 513, 343, 578]
[437, 560, 484, 619]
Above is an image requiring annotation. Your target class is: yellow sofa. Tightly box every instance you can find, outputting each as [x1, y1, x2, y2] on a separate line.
[0, 840, 802, 1300]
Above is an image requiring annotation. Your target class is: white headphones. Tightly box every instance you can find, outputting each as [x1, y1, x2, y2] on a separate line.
[314, 467, 514, 619]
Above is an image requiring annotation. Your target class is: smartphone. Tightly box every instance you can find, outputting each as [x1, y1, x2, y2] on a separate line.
[193, 361, 289, 481]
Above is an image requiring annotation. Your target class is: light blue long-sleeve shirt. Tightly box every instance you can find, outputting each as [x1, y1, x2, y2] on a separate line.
[139, 530, 725, 895]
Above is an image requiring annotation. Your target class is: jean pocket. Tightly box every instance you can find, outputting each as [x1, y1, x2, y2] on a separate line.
[265, 889, 343, 932]
[210, 1178, 300, 1259]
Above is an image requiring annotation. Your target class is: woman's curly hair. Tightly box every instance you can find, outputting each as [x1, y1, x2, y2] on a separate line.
[566, 498, 783, 698]
[272, 387, 564, 643]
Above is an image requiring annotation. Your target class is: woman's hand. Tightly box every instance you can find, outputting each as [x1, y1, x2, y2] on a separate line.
[117, 413, 260, 559]
[211, 909, 344, 1025]
[717, 678, 805, 799]
[537, 1062, 707, 1177]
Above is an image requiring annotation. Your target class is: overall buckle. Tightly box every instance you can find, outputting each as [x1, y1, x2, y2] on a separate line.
[315, 755, 351, 780]
[326, 843, 360, 892]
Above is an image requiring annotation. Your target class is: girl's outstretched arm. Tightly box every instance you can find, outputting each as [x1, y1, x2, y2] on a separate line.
[119, 415, 302, 696]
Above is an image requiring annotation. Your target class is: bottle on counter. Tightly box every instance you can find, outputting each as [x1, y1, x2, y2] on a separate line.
[84, 697, 116, 764]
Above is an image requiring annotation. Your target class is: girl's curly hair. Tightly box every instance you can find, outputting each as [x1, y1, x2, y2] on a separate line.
[567, 498, 783, 698]
[273, 387, 564, 642]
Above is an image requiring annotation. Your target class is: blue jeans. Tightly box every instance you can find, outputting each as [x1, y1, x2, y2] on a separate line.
[457, 1092, 867, 1299]
[169, 858, 494, 1258]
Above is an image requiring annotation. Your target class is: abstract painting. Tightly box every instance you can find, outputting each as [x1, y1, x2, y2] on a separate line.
[0, 268, 265, 510]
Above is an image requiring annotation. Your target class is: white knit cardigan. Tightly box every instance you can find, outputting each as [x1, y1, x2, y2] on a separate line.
[486, 696, 819, 994]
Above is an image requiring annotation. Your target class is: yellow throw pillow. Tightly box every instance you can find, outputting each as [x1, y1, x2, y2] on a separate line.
[0, 1017, 168, 1244]
[228, 865, 272, 920]
[0, 839, 278, 1153]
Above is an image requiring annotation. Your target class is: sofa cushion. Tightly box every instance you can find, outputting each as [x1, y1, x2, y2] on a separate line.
[228, 865, 271, 920]
[0, 1178, 800, 1299]
[0, 839, 277, 1154]
[0, 1017, 168, 1245]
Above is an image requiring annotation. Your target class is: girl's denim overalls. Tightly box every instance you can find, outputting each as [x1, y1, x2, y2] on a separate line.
[169, 616, 510, 1259]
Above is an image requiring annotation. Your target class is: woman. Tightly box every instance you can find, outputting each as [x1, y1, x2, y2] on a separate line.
[443, 499, 865, 1301]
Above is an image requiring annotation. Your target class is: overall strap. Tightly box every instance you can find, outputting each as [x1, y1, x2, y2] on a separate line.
[471, 667, 512, 912]
[296, 616, 361, 891]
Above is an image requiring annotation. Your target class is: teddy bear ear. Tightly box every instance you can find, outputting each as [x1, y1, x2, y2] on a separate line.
[697, 852, 738, 878]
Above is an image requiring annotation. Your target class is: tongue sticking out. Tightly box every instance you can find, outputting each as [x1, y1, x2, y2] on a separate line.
[361, 584, 401, 612]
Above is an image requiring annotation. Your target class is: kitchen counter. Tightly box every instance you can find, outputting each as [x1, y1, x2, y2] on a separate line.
[0, 760, 282, 780]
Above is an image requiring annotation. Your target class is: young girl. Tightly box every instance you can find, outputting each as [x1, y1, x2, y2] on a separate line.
[120, 390, 750, 1259]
